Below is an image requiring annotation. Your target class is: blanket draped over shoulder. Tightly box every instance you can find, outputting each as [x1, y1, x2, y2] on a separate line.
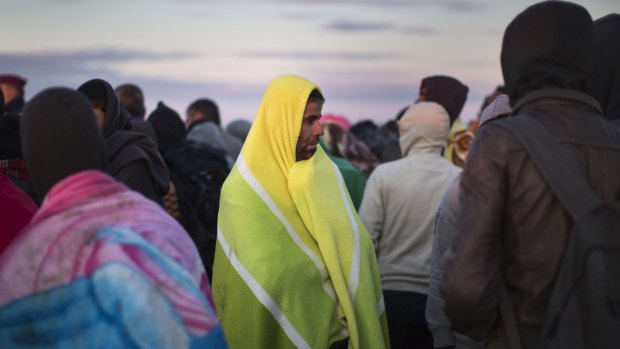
[0, 170, 226, 348]
[212, 74, 389, 349]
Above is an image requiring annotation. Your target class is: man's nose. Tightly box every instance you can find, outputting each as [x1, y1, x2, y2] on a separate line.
[314, 122, 324, 136]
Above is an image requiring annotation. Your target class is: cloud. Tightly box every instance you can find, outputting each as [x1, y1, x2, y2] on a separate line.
[324, 21, 394, 32]
[0, 49, 197, 77]
[0, 48, 237, 101]
[241, 49, 399, 61]
[324, 19, 438, 35]
[401, 25, 438, 35]
[271, 0, 483, 12]
[1, 49, 196, 62]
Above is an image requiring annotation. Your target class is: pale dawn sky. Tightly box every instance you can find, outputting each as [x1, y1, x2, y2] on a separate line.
[1, 0, 617, 126]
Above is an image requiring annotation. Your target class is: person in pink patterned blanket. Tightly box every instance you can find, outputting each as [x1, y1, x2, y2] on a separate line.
[0, 87, 227, 348]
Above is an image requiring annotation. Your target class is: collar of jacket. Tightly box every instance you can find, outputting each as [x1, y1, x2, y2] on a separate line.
[512, 88, 603, 115]
[188, 118, 220, 132]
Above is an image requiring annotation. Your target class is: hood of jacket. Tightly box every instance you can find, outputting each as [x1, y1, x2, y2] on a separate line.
[501, 1, 594, 107]
[21, 88, 108, 199]
[77, 78, 133, 138]
[399, 101, 450, 157]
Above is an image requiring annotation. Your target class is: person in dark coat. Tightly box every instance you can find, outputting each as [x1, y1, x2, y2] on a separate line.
[77, 79, 169, 205]
[441, 2, 620, 347]
[148, 101, 229, 280]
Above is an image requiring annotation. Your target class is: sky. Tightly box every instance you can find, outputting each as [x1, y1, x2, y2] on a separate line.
[1, 0, 617, 126]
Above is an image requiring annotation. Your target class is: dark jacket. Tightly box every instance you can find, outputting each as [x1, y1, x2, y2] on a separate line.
[442, 89, 620, 339]
[591, 14, 620, 121]
[441, 1, 620, 344]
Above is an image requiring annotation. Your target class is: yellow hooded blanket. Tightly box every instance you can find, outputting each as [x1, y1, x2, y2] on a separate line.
[212, 74, 389, 349]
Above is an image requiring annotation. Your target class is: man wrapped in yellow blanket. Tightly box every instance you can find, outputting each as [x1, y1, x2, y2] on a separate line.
[212, 74, 389, 349]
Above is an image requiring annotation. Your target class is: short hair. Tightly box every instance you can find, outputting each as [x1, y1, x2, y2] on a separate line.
[186, 98, 221, 126]
[115, 83, 145, 116]
[307, 89, 325, 104]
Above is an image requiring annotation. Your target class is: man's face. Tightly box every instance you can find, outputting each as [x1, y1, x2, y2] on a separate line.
[0, 83, 18, 104]
[186, 110, 206, 127]
[296, 101, 324, 161]
[92, 106, 105, 129]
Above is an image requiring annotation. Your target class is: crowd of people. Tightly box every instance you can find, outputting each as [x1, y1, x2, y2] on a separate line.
[0, 1, 618, 348]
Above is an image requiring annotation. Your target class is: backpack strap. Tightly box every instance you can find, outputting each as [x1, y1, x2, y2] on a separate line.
[493, 114, 606, 349]
[495, 115, 604, 242]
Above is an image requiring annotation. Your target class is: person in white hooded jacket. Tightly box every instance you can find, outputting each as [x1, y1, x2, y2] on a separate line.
[359, 101, 461, 349]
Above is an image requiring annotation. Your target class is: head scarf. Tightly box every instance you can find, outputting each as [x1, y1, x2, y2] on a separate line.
[77, 78, 132, 137]
[419, 75, 469, 125]
[21, 87, 107, 199]
[501, 1, 594, 106]
[591, 13, 620, 120]
[320, 113, 351, 131]
[213, 74, 388, 349]
[147, 101, 187, 153]
[78, 79, 168, 201]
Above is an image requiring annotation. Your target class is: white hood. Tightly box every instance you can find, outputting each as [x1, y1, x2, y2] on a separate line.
[399, 102, 450, 157]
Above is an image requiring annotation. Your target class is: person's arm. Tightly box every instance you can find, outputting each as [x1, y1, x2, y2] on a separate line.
[441, 125, 508, 339]
[426, 177, 460, 348]
[358, 169, 384, 254]
[115, 159, 166, 207]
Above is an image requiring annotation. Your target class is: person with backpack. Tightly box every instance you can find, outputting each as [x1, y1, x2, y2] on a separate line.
[147, 101, 230, 280]
[441, 1, 620, 348]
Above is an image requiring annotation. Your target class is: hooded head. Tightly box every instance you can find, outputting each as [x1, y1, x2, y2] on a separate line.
[399, 101, 450, 156]
[226, 119, 252, 143]
[147, 101, 187, 153]
[501, 1, 594, 107]
[21, 87, 107, 199]
[247, 75, 322, 169]
[417, 75, 468, 125]
[77, 78, 133, 137]
[591, 13, 620, 120]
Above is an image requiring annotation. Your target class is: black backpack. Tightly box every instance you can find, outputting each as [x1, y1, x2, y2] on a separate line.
[163, 141, 230, 279]
[497, 115, 620, 349]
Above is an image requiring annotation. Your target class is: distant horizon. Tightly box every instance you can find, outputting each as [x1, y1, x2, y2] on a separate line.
[2, 0, 615, 127]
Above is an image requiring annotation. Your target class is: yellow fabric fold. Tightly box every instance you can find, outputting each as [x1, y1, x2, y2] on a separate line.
[212, 74, 389, 349]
